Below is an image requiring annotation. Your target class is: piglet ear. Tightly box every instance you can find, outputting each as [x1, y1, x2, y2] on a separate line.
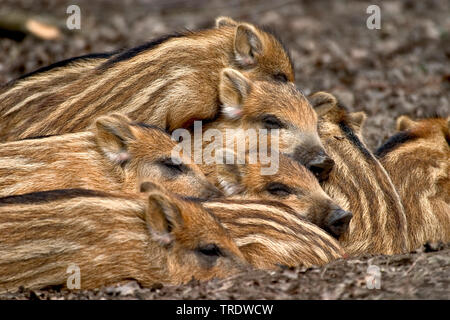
[219, 68, 251, 120]
[348, 111, 367, 132]
[233, 24, 262, 67]
[396, 115, 416, 132]
[215, 16, 238, 28]
[94, 113, 135, 165]
[145, 191, 183, 247]
[309, 91, 337, 117]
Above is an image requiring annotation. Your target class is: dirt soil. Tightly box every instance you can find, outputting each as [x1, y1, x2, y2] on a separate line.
[0, 0, 449, 300]
[0, 243, 448, 300]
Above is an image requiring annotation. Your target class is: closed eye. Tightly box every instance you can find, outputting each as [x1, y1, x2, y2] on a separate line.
[266, 182, 292, 197]
[274, 72, 288, 82]
[261, 114, 285, 130]
[197, 244, 223, 257]
[159, 158, 188, 175]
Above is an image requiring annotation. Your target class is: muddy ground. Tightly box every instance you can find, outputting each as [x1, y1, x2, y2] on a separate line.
[0, 0, 449, 299]
[1, 243, 449, 300]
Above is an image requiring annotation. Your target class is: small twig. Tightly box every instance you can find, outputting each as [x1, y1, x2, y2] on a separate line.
[0, 10, 61, 40]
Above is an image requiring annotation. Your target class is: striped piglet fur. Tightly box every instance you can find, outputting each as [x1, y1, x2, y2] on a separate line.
[0, 186, 246, 293]
[376, 116, 450, 250]
[203, 198, 345, 269]
[0, 16, 294, 141]
[0, 113, 220, 199]
[0, 184, 345, 292]
[202, 149, 352, 238]
[310, 92, 410, 255]
[193, 68, 334, 180]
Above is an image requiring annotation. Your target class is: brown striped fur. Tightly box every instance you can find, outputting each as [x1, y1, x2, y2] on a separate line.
[0, 114, 221, 199]
[0, 186, 245, 293]
[202, 198, 345, 269]
[193, 68, 334, 180]
[0, 17, 293, 141]
[376, 116, 450, 250]
[310, 92, 409, 255]
[201, 150, 352, 237]
[0, 55, 110, 132]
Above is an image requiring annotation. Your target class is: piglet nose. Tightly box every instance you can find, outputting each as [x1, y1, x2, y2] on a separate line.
[307, 153, 335, 182]
[324, 209, 353, 239]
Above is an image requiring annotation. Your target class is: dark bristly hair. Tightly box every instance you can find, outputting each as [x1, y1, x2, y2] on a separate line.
[16, 52, 119, 81]
[375, 131, 418, 158]
[99, 32, 189, 69]
[0, 189, 113, 206]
